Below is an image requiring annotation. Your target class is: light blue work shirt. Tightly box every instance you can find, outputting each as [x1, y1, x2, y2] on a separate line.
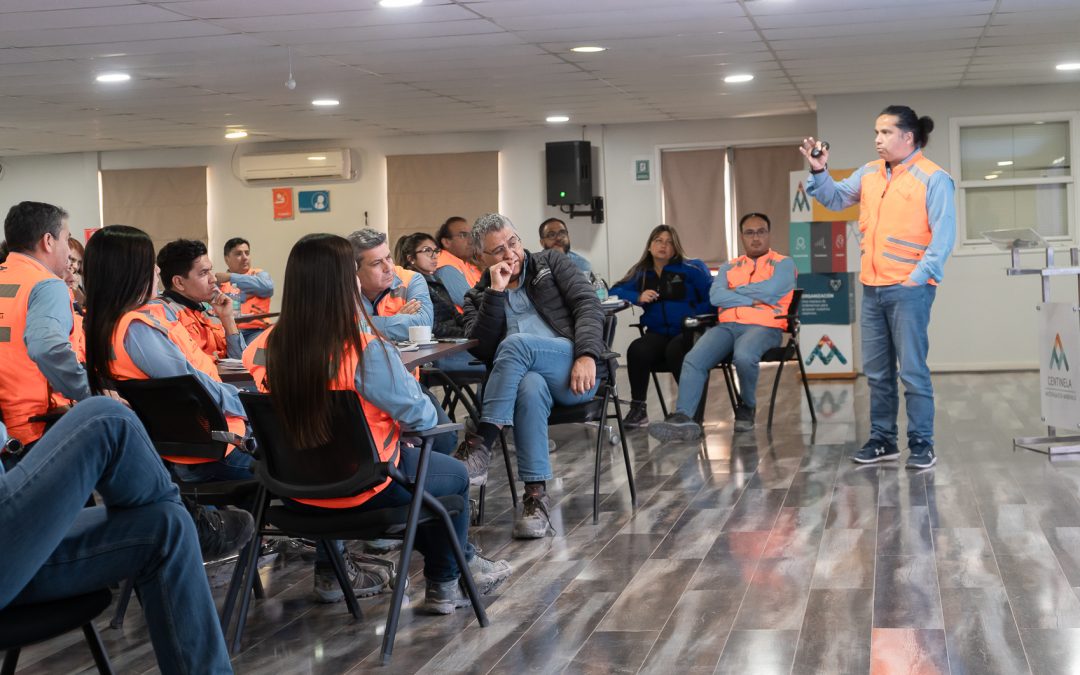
[18, 254, 91, 401]
[150, 295, 246, 360]
[433, 265, 472, 309]
[806, 149, 956, 285]
[224, 270, 274, 302]
[566, 250, 593, 277]
[505, 257, 563, 341]
[361, 272, 434, 342]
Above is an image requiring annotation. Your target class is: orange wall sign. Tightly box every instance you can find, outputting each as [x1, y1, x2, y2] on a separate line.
[272, 188, 294, 220]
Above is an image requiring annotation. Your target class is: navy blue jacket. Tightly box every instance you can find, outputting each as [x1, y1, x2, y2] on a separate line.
[610, 258, 714, 336]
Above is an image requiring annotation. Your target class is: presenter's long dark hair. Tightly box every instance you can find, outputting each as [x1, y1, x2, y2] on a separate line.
[83, 225, 156, 394]
[616, 224, 688, 285]
[266, 233, 381, 448]
[881, 105, 935, 148]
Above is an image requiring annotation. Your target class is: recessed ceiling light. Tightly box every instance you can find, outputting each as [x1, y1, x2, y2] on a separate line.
[378, 0, 422, 6]
[1053, 156, 1066, 165]
[546, 115, 570, 123]
[570, 46, 606, 53]
[997, 160, 1014, 166]
[1056, 62, 1080, 71]
[224, 130, 248, 139]
[95, 73, 130, 83]
[984, 174, 999, 180]
[724, 74, 754, 83]
[312, 99, 339, 107]
[307, 156, 327, 161]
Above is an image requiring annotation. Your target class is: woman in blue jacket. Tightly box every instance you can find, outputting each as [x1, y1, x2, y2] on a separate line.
[610, 225, 713, 427]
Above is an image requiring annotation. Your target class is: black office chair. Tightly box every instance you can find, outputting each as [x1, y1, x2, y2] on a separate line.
[230, 391, 486, 663]
[628, 322, 672, 417]
[0, 589, 114, 674]
[111, 376, 260, 630]
[683, 289, 816, 429]
[479, 312, 638, 524]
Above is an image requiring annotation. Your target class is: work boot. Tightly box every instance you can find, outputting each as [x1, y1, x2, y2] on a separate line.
[623, 401, 649, 428]
[313, 551, 391, 603]
[513, 484, 554, 539]
[453, 433, 492, 487]
[734, 405, 756, 432]
[187, 499, 254, 561]
[648, 412, 703, 442]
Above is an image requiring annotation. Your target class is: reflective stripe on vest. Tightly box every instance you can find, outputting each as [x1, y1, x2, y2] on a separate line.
[112, 308, 244, 464]
[153, 296, 228, 360]
[220, 268, 271, 329]
[857, 152, 947, 287]
[0, 253, 78, 445]
[717, 250, 794, 330]
[435, 250, 481, 312]
[242, 327, 402, 509]
[374, 267, 416, 317]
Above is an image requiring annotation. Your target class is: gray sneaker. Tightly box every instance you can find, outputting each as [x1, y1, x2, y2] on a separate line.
[513, 486, 554, 539]
[313, 551, 391, 603]
[453, 434, 492, 487]
[423, 579, 472, 615]
[648, 412, 703, 442]
[467, 554, 513, 594]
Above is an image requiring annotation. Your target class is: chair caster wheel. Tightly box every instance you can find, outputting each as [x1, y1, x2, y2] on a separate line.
[609, 433, 620, 446]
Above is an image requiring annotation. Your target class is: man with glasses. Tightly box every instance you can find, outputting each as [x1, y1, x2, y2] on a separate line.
[435, 216, 482, 309]
[455, 213, 605, 539]
[539, 218, 593, 278]
[650, 213, 796, 439]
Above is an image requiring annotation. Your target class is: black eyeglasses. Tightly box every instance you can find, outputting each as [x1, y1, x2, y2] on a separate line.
[414, 246, 441, 258]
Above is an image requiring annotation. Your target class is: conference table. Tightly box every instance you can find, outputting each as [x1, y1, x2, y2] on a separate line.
[215, 339, 479, 386]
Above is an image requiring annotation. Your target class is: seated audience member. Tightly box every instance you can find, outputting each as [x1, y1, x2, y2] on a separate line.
[217, 237, 274, 343]
[0, 201, 91, 447]
[67, 235, 86, 306]
[457, 213, 605, 539]
[242, 233, 512, 612]
[84, 225, 254, 484]
[649, 213, 796, 439]
[347, 228, 432, 341]
[434, 216, 482, 308]
[151, 238, 245, 361]
[539, 217, 593, 278]
[609, 225, 713, 427]
[0, 398, 243, 675]
[397, 232, 484, 374]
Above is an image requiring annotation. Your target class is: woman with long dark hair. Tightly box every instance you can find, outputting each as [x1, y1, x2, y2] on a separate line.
[609, 224, 713, 427]
[83, 225, 254, 483]
[396, 232, 468, 337]
[242, 233, 511, 613]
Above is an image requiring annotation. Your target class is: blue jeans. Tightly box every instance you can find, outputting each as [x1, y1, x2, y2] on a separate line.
[172, 446, 255, 483]
[676, 322, 783, 414]
[422, 386, 458, 456]
[299, 446, 473, 582]
[862, 284, 937, 447]
[434, 350, 486, 375]
[0, 397, 232, 675]
[481, 334, 599, 483]
[240, 327, 265, 344]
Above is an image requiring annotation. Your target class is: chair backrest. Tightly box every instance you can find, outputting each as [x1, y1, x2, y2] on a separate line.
[784, 288, 805, 336]
[239, 391, 388, 501]
[115, 375, 230, 461]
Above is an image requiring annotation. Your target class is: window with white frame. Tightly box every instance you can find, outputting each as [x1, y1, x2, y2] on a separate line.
[953, 115, 1076, 248]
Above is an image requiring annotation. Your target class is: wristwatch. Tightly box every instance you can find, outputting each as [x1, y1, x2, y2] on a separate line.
[810, 165, 827, 175]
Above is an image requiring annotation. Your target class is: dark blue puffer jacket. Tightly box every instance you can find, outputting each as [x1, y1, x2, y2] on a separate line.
[610, 258, 714, 336]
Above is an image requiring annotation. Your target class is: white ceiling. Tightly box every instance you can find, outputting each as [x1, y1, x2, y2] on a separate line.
[0, 0, 1078, 155]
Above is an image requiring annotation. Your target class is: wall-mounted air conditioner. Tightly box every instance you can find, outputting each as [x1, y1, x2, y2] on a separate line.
[237, 148, 351, 181]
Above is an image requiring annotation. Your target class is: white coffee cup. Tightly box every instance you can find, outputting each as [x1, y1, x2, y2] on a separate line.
[408, 325, 432, 344]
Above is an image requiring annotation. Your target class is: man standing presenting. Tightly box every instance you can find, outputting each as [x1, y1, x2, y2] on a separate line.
[801, 105, 955, 469]
[649, 213, 795, 440]
[539, 218, 593, 278]
[217, 237, 274, 343]
[434, 216, 482, 309]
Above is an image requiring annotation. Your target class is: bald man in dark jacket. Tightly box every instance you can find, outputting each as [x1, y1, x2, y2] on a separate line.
[454, 213, 605, 539]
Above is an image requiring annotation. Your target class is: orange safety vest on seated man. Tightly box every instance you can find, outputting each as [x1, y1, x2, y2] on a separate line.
[141, 303, 224, 380]
[220, 268, 271, 330]
[857, 151, 947, 287]
[435, 249, 482, 297]
[374, 267, 418, 317]
[152, 295, 228, 360]
[243, 327, 401, 509]
[717, 249, 795, 331]
[0, 253, 79, 445]
[110, 307, 246, 464]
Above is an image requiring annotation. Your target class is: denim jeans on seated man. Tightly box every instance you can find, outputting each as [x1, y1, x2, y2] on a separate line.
[674, 322, 781, 421]
[0, 397, 233, 675]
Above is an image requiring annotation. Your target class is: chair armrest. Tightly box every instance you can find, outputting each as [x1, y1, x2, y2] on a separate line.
[600, 350, 621, 360]
[413, 422, 464, 437]
[28, 409, 68, 424]
[683, 313, 718, 329]
[210, 430, 257, 454]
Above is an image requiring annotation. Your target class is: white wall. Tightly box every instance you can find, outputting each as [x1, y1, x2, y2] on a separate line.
[815, 83, 1080, 371]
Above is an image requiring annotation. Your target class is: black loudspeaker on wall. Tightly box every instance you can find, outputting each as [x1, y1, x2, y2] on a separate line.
[546, 141, 592, 206]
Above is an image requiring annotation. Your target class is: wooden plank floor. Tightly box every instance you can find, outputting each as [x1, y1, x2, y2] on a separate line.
[18, 368, 1080, 674]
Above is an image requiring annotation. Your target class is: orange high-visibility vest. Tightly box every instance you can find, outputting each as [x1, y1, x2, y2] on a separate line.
[220, 268, 271, 330]
[717, 249, 794, 330]
[140, 304, 225, 381]
[69, 288, 85, 365]
[111, 308, 246, 464]
[151, 296, 228, 360]
[857, 152, 947, 287]
[0, 253, 79, 445]
[374, 267, 417, 317]
[243, 328, 401, 509]
[435, 250, 481, 312]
